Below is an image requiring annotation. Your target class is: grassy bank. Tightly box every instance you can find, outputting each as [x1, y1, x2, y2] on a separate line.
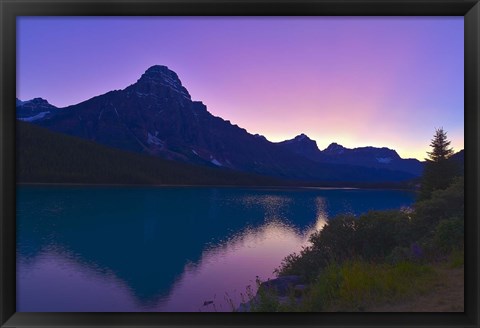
[302, 260, 436, 311]
[243, 177, 464, 312]
[245, 250, 463, 312]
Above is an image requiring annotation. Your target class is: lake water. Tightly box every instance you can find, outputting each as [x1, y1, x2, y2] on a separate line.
[16, 185, 415, 312]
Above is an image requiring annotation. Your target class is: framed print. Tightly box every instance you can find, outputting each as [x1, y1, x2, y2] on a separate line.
[1, 0, 479, 327]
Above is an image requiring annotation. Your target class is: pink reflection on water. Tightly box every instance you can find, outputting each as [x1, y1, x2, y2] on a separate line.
[159, 197, 328, 312]
[18, 195, 328, 312]
[17, 246, 159, 312]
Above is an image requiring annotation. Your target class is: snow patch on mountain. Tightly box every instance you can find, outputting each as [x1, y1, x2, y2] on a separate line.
[18, 111, 51, 122]
[147, 133, 163, 146]
[376, 157, 392, 164]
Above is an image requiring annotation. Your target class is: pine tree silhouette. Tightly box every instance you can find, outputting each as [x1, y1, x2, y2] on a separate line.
[419, 128, 457, 200]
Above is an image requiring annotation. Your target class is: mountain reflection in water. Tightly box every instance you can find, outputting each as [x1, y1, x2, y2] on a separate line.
[17, 186, 414, 311]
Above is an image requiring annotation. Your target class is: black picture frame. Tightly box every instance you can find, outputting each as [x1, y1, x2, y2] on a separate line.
[1, 0, 479, 327]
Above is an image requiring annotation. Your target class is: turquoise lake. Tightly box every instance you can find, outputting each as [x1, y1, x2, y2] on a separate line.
[16, 185, 415, 312]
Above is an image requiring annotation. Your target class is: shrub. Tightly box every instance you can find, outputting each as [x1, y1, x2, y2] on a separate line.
[308, 214, 359, 262]
[275, 252, 318, 280]
[277, 211, 414, 280]
[277, 215, 358, 281]
[354, 210, 414, 261]
[413, 177, 464, 239]
[432, 217, 464, 253]
[387, 246, 415, 264]
[277, 178, 463, 285]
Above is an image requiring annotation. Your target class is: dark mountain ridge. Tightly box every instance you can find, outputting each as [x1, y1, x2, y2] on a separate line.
[16, 121, 287, 186]
[17, 65, 427, 184]
[16, 121, 422, 189]
[16, 97, 59, 121]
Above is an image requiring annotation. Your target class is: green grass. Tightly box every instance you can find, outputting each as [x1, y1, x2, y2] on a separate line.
[300, 260, 437, 311]
[448, 248, 464, 269]
[245, 259, 438, 312]
[250, 177, 464, 312]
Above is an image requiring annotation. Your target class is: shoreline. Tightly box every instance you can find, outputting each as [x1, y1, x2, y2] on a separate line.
[15, 182, 416, 191]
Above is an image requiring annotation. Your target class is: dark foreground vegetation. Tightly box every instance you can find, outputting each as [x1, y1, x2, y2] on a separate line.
[242, 128, 464, 312]
[16, 121, 285, 186]
[17, 121, 418, 189]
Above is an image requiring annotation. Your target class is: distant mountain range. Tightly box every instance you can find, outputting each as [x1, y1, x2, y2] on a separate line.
[276, 135, 423, 176]
[16, 65, 462, 185]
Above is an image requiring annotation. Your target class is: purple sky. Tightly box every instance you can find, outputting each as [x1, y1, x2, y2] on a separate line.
[17, 17, 464, 160]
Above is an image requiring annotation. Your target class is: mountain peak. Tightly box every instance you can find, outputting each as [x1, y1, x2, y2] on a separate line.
[16, 97, 58, 122]
[278, 134, 320, 158]
[325, 142, 345, 149]
[294, 133, 312, 141]
[144, 65, 173, 75]
[136, 65, 191, 99]
[16, 97, 56, 108]
[282, 133, 314, 144]
[324, 142, 346, 154]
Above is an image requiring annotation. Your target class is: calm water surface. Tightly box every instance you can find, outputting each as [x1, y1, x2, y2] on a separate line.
[17, 186, 415, 312]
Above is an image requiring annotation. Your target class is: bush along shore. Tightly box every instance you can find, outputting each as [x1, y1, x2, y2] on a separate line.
[238, 177, 464, 312]
[238, 129, 464, 312]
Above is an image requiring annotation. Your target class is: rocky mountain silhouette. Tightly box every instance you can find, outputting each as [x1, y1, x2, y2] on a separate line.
[16, 97, 59, 122]
[17, 65, 426, 183]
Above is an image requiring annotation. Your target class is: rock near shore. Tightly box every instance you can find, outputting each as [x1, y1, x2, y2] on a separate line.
[237, 275, 306, 312]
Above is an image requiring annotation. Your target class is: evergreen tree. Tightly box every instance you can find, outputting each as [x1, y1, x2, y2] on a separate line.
[426, 128, 454, 162]
[419, 128, 457, 200]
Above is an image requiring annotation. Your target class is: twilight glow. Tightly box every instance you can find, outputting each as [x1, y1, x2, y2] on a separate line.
[17, 17, 464, 160]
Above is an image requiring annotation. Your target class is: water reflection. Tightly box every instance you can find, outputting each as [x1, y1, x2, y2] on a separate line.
[165, 214, 329, 312]
[16, 186, 415, 312]
[17, 245, 146, 312]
